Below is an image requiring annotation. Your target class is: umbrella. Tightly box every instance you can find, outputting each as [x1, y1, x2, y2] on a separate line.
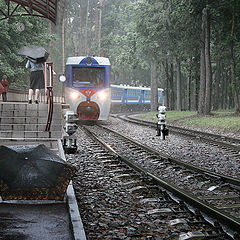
[18, 45, 49, 63]
[0, 144, 76, 201]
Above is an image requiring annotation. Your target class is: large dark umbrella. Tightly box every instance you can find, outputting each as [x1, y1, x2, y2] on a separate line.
[18, 45, 49, 63]
[0, 144, 76, 201]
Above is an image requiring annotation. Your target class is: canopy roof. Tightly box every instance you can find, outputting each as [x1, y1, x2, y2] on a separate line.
[0, 0, 58, 24]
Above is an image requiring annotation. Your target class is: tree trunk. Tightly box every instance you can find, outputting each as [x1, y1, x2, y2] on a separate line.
[65, 11, 69, 58]
[169, 63, 174, 110]
[213, 50, 221, 110]
[160, 62, 167, 106]
[193, 75, 198, 111]
[88, 7, 94, 55]
[230, 4, 240, 114]
[56, 0, 66, 25]
[62, 19, 65, 73]
[85, 0, 90, 55]
[221, 70, 224, 109]
[61, 19, 65, 99]
[192, 56, 199, 111]
[74, 32, 78, 56]
[70, 20, 75, 56]
[165, 60, 169, 109]
[187, 69, 191, 111]
[95, 2, 99, 53]
[79, 5, 84, 55]
[150, 56, 159, 111]
[98, 0, 103, 56]
[204, 8, 212, 115]
[176, 58, 182, 111]
[198, 8, 207, 115]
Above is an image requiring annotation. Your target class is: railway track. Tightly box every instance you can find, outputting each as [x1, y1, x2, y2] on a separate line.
[115, 114, 240, 153]
[78, 122, 240, 239]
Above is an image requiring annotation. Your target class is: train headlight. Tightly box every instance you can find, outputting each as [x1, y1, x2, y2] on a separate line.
[97, 91, 107, 101]
[71, 92, 80, 99]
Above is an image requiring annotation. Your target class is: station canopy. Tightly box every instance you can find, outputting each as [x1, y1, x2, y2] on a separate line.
[0, 0, 59, 24]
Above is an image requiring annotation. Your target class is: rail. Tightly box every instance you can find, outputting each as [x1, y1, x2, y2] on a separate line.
[83, 123, 240, 235]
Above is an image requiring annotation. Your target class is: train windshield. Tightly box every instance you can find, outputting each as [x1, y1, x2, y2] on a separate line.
[72, 67, 105, 88]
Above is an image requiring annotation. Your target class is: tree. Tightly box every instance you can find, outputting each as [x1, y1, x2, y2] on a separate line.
[0, 2, 53, 89]
[3, 0, 240, 113]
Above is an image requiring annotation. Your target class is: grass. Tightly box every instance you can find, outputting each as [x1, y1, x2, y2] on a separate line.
[181, 115, 240, 131]
[138, 110, 240, 132]
[138, 111, 197, 122]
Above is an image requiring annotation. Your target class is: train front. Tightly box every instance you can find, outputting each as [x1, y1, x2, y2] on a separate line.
[64, 56, 111, 121]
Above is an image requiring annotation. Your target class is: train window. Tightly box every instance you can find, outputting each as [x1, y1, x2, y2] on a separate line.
[128, 89, 136, 97]
[112, 88, 123, 97]
[72, 67, 105, 88]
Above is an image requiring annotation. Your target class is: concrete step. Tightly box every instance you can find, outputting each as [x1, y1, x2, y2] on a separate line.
[0, 103, 63, 141]
[0, 102, 62, 112]
[0, 110, 62, 118]
[0, 117, 62, 124]
[0, 103, 62, 116]
[0, 124, 62, 131]
[0, 131, 62, 138]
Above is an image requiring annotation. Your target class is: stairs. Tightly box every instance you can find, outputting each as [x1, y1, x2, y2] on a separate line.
[0, 102, 63, 142]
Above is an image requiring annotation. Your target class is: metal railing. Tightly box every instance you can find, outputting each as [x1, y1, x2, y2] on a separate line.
[4, 89, 64, 103]
[44, 62, 54, 131]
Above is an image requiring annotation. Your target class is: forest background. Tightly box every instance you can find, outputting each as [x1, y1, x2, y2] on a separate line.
[0, 0, 240, 115]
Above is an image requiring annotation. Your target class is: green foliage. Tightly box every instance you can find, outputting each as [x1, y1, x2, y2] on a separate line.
[101, 0, 150, 85]
[0, 2, 54, 89]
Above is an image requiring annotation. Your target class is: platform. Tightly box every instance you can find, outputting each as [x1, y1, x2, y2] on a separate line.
[0, 102, 86, 240]
[0, 203, 73, 240]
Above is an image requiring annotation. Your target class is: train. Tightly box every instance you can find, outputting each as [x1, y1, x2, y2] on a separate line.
[63, 56, 111, 121]
[111, 84, 163, 105]
[60, 56, 164, 121]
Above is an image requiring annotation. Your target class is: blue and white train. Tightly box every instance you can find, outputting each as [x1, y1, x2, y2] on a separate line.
[63, 56, 111, 120]
[61, 56, 164, 121]
[111, 84, 163, 105]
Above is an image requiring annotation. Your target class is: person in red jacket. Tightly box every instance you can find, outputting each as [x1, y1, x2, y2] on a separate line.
[1, 75, 9, 102]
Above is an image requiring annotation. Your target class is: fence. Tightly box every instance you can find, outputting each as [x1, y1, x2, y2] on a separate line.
[2, 88, 65, 103]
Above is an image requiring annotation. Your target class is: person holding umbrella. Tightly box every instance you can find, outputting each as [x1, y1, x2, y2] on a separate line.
[18, 45, 49, 104]
[26, 59, 44, 104]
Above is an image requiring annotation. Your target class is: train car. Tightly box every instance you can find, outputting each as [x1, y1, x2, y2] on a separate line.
[111, 84, 164, 105]
[63, 56, 111, 121]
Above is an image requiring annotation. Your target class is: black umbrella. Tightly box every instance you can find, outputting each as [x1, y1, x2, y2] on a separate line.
[18, 45, 49, 63]
[0, 144, 76, 201]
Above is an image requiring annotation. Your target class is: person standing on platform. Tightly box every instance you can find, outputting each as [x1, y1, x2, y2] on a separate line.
[26, 59, 44, 104]
[1, 75, 9, 102]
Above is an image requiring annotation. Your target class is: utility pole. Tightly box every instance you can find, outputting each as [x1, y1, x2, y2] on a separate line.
[85, 0, 90, 55]
[74, 32, 78, 56]
[98, 0, 103, 56]
[79, 5, 83, 55]
[62, 19, 65, 73]
[61, 18, 65, 100]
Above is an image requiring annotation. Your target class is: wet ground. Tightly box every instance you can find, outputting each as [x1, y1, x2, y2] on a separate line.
[0, 203, 73, 240]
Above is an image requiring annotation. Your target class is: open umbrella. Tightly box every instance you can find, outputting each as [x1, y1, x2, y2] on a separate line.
[18, 45, 49, 63]
[0, 144, 76, 201]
